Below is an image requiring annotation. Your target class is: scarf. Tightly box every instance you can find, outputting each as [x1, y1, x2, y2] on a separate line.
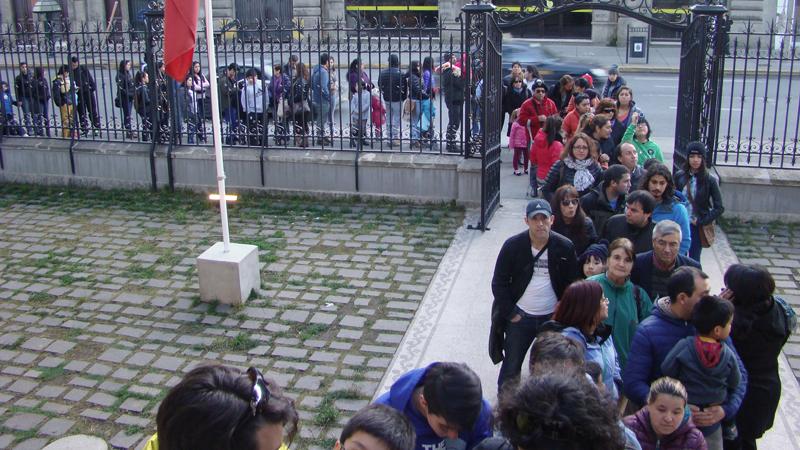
[563, 157, 596, 192]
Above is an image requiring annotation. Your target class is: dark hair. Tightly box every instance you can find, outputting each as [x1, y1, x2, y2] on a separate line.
[496, 373, 624, 450]
[349, 58, 361, 75]
[574, 77, 589, 89]
[273, 64, 282, 73]
[584, 361, 603, 385]
[409, 60, 420, 77]
[667, 266, 707, 303]
[642, 157, 661, 172]
[57, 65, 69, 76]
[134, 71, 145, 85]
[585, 115, 610, 138]
[118, 60, 129, 73]
[19, 61, 27, 67]
[422, 362, 483, 433]
[559, 74, 574, 90]
[422, 57, 434, 73]
[603, 164, 629, 186]
[691, 295, 735, 335]
[34, 67, 45, 79]
[574, 93, 590, 106]
[682, 146, 709, 179]
[596, 98, 616, 115]
[525, 65, 539, 78]
[245, 68, 257, 79]
[227, 63, 238, 71]
[70, 56, 79, 63]
[626, 190, 656, 214]
[389, 54, 400, 68]
[512, 61, 522, 68]
[636, 117, 652, 140]
[295, 62, 307, 80]
[544, 115, 563, 147]
[320, 53, 330, 66]
[614, 85, 633, 102]
[724, 264, 776, 339]
[552, 280, 605, 333]
[642, 163, 675, 202]
[529, 332, 585, 376]
[552, 185, 589, 236]
[156, 364, 298, 450]
[608, 238, 635, 262]
[340, 404, 415, 450]
[288, 54, 299, 63]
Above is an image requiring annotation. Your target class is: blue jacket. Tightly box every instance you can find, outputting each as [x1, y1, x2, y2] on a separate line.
[622, 297, 747, 421]
[630, 250, 701, 301]
[375, 363, 493, 450]
[562, 326, 621, 400]
[651, 196, 692, 255]
[1, 89, 15, 115]
[311, 65, 330, 104]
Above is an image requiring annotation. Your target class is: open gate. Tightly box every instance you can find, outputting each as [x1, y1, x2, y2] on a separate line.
[464, 0, 728, 231]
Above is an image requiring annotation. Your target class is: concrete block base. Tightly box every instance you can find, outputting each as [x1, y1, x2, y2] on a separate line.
[42, 435, 107, 450]
[197, 242, 261, 305]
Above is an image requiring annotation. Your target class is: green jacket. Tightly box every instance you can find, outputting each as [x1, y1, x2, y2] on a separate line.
[622, 123, 664, 164]
[589, 272, 652, 369]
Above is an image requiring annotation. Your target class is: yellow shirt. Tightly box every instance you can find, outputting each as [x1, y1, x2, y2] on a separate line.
[143, 433, 290, 450]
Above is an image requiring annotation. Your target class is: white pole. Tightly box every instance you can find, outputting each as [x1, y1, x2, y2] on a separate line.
[202, 0, 231, 253]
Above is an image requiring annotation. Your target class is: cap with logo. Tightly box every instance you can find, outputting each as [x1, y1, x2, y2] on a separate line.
[526, 199, 552, 218]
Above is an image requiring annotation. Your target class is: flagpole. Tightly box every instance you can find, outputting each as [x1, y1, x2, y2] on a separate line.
[202, 0, 231, 253]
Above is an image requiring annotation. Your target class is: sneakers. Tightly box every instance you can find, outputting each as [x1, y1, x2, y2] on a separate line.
[513, 170, 521, 176]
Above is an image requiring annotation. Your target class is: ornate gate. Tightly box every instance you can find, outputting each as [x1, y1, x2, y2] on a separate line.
[464, 2, 503, 231]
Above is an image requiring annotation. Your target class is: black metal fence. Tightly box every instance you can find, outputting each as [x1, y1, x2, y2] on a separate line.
[715, 22, 800, 169]
[0, 16, 478, 155]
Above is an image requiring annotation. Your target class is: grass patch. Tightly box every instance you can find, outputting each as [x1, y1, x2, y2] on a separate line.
[39, 364, 66, 381]
[3, 336, 24, 349]
[200, 333, 258, 352]
[313, 389, 362, 427]
[296, 323, 328, 341]
[124, 264, 156, 279]
[29, 292, 57, 305]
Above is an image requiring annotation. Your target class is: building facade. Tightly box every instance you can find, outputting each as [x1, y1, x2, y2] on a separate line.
[3, 0, 795, 43]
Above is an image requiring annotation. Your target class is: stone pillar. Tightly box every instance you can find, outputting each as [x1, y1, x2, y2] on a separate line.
[321, 0, 344, 39]
[85, 0, 106, 22]
[0, 1, 15, 24]
[591, 10, 617, 45]
[440, 0, 464, 43]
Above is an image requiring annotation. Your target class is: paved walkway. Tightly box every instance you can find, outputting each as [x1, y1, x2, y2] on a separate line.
[376, 152, 800, 449]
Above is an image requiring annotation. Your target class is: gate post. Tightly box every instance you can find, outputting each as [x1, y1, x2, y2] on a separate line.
[463, 0, 502, 231]
[674, 3, 727, 170]
[143, 5, 165, 191]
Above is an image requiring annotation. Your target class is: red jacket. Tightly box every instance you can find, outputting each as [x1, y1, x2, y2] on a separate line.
[529, 129, 563, 180]
[623, 408, 708, 450]
[371, 95, 385, 127]
[517, 96, 557, 142]
[562, 109, 581, 141]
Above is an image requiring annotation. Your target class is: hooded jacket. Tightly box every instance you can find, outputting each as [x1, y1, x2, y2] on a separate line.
[661, 335, 741, 434]
[374, 363, 493, 450]
[589, 272, 652, 369]
[580, 185, 626, 236]
[529, 129, 563, 181]
[630, 250, 700, 301]
[622, 297, 748, 416]
[673, 170, 724, 226]
[623, 407, 707, 450]
[601, 214, 654, 255]
[540, 320, 621, 399]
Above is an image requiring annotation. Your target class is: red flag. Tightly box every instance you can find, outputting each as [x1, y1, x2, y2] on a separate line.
[164, 0, 199, 82]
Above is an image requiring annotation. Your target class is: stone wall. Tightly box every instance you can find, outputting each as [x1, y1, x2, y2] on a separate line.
[0, 138, 482, 206]
[715, 166, 800, 222]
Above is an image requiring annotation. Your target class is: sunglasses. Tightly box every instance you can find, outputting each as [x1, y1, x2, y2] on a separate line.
[561, 199, 579, 206]
[247, 366, 271, 416]
[603, 108, 616, 113]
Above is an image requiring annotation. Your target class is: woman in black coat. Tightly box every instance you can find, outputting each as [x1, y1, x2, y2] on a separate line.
[502, 75, 530, 136]
[674, 141, 724, 261]
[541, 132, 603, 202]
[550, 184, 598, 255]
[722, 264, 792, 450]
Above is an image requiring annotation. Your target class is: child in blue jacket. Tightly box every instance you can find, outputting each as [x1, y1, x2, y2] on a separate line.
[1, 81, 25, 136]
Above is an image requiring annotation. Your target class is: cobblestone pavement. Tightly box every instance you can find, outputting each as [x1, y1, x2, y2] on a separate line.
[0, 184, 463, 450]
[721, 218, 800, 381]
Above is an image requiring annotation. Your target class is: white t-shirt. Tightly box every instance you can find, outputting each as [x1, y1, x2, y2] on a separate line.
[516, 247, 558, 316]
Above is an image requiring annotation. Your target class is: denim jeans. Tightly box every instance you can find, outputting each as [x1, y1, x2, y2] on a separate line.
[497, 306, 552, 391]
[313, 101, 331, 138]
[387, 100, 402, 141]
[222, 106, 239, 144]
[689, 223, 703, 262]
[410, 100, 421, 141]
[20, 97, 33, 134]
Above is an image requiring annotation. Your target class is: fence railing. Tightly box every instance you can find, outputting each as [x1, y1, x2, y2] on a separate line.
[0, 16, 479, 156]
[715, 22, 800, 169]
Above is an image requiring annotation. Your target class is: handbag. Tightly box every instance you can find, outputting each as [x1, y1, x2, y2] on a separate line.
[699, 221, 716, 248]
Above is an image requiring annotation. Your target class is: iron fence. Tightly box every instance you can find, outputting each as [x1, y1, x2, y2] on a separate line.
[715, 21, 800, 169]
[0, 15, 478, 156]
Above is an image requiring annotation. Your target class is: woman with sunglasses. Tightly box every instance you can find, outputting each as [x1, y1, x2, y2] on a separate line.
[541, 132, 603, 202]
[539, 280, 622, 400]
[550, 184, 598, 255]
[147, 364, 298, 450]
[502, 75, 530, 137]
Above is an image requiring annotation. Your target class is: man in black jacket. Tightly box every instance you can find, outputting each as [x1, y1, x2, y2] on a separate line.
[378, 54, 405, 148]
[70, 57, 101, 136]
[14, 62, 34, 136]
[219, 63, 242, 145]
[580, 164, 630, 236]
[490, 199, 579, 391]
[441, 55, 465, 153]
[603, 190, 656, 254]
[631, 219, 701, 300]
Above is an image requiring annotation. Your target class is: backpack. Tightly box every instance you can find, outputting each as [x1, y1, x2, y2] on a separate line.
[774, 295, 798, 337]
[51, 79, 64, 107]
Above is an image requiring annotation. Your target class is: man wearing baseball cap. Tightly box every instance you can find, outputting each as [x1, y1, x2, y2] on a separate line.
[490, 199, 580, 391]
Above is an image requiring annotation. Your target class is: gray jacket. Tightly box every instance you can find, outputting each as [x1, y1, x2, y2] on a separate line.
[661, 335, 741, 408]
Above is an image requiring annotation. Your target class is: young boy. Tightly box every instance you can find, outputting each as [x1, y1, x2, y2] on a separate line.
[375, 362, 492, 450]
[661, 295, 741, 450]
[1, 80, 25, 136]
[336, 404, 415, 450]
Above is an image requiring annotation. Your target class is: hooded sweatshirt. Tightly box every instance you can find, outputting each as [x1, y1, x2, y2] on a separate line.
[374, 363, 493, 450]
[622, 297, 748, 418]
[623, 407, 707, 450]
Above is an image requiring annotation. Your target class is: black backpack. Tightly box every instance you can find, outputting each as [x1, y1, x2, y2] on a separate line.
[51, 79, 64, 107]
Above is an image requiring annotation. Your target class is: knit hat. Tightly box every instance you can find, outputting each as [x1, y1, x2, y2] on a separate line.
[686, 141, 707, 159]
[608, 65, 619, 75]
[578, 240, 609, 265]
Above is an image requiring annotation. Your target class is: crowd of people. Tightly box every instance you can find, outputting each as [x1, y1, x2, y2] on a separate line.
[1, 52, 476, 151]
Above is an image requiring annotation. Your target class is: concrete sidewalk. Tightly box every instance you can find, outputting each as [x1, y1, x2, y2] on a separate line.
[375, 154, 800, 448]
